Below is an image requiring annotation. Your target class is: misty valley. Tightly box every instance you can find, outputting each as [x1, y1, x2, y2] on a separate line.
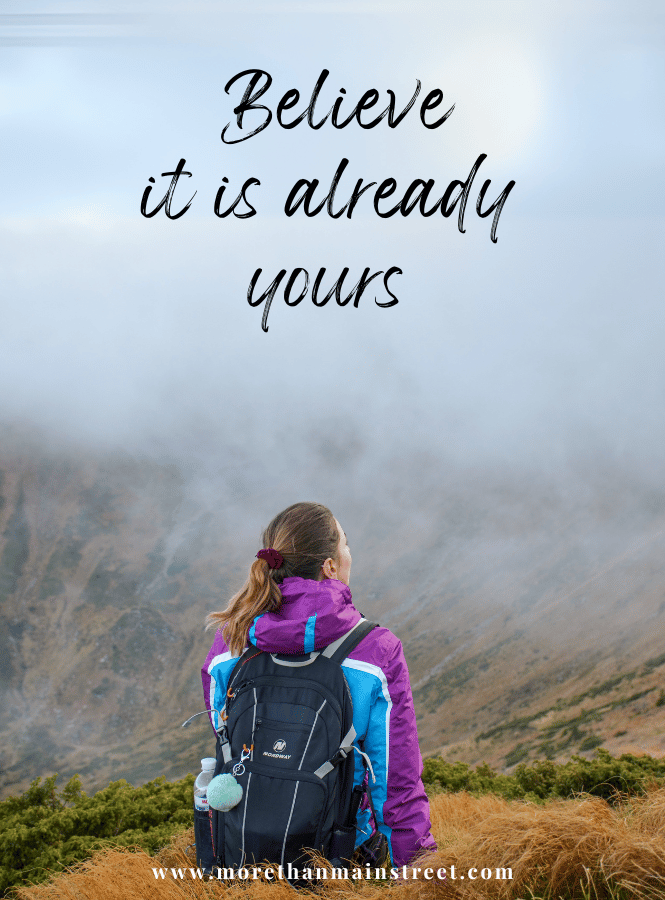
[1, 428, 664, 800]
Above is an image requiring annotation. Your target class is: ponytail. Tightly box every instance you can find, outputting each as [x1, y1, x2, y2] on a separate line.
[206, 557, 283, 657]
[206, 502, 339, 656]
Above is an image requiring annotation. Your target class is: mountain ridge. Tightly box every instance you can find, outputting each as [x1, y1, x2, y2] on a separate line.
[1, 425, 664, 798]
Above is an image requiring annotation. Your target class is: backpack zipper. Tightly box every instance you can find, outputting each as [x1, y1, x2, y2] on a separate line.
[226, 679, 255, 709]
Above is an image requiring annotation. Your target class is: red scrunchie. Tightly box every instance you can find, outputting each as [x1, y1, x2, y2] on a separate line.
[256, 548, 284, 569]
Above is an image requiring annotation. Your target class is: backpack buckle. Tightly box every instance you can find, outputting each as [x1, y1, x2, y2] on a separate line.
[330, 748, 349, 766]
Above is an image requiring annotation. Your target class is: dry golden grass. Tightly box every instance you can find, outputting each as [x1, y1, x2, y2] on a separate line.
[417, 789, 665, 900]
[12, 789, 665, 900]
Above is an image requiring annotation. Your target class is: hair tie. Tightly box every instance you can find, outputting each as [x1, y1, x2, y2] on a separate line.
[256, 548, 284, 570]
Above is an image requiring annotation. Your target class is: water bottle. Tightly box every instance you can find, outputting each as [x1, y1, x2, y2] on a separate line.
[194, 757, 216, 871]
[194, 757, 216, 811]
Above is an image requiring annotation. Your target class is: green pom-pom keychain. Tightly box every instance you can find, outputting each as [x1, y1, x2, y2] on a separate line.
[207, 773, 243, 811]
[207, 745, 251, 812]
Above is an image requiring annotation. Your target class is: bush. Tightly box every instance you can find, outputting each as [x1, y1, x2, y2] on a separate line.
[422, 748, 665, 803]
[6, 749, 665, 896]
[0, 773, 194, 896]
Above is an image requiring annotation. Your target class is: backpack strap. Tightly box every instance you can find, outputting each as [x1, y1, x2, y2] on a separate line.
[313, 619, 378, 781]
[227, 645, 263, 690]
[323, 618, 377, 664]
[216, 646, 263, 762]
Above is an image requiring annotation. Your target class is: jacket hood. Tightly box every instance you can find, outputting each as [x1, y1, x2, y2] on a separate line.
[248, 576, 362, 654]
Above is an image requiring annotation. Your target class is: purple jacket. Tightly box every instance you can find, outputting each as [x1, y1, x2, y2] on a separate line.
[202, 576, 436, 867]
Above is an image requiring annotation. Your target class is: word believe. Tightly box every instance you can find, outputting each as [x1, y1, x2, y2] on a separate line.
[220, 68, 454, 143]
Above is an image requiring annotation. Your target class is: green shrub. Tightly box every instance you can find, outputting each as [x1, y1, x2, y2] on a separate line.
[579, 734, 604, 752]
[0, 773, 194, 896]
[6, 749, 665, 897]
[422, 748, 665, 803]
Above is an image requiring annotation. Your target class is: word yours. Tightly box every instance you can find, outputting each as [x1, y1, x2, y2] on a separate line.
[248, 266, 401, 332]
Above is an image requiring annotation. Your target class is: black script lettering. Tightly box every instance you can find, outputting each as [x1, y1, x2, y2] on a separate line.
[247, 267, 286, 333]
[310, 267, 350, 306]
[420, 90, 454, 128]
[284, 158, 376, 220]
[377, 267, 402, 307]
[249, 265, 400, 331]
[374, 178, 399, 217]
[282, 154, 512, 239]
[306, 69, 332, 128]
[348, 267, 384, 307]
[384, 83, 422, 128]
[311, 268, 332, 306]
[314, 266, 382, 307]
[329, 82, 422, 129]
[276, 88, 301, 127]
[284, 158, 350, 218]
[475, 178, 516, 243]
[349, 88, 380, 127]
[284, 268, 309, 305]
[140, 158, 196, 219]
[277, 70, 330, 129]
[399, 179, 437, 216]
[344, 178, 378, 218]
[222, 69, 273, 144]
[222, 69, 451, 141]
[439, 153, 487, 233]
[213, 177, 261, 218]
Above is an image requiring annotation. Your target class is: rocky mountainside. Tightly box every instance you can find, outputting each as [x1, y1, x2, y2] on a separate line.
[1, 425, 664, 798]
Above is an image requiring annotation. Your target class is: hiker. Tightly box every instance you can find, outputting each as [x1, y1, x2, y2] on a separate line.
[202, 501, 436, 869]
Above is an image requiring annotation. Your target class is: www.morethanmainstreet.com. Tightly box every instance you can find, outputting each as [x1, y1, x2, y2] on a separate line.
[152, 863, 513, 882]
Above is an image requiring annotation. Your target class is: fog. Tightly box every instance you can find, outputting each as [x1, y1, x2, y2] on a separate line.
[1, 0, 663, 498]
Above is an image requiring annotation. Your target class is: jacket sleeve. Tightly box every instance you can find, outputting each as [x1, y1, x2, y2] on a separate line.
[202, 630, 240, 732]
[363, 635, 437, 867]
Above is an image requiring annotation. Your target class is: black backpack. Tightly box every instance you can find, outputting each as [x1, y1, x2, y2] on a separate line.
[210, 619, 377, 871]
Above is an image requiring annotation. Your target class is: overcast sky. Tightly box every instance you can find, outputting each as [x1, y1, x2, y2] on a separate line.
[1, 0, 663, 481]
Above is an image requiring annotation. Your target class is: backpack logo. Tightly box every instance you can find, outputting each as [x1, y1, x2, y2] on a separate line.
[264, 738, 292, 760]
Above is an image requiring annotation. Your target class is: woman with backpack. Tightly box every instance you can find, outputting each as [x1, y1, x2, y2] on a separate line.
[202, 501, 436, 871]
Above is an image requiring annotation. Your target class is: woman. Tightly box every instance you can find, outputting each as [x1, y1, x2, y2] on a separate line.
[201, 501, 436, 868]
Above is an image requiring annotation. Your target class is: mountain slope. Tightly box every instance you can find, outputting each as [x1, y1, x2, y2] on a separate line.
[1, 427, 664, 797]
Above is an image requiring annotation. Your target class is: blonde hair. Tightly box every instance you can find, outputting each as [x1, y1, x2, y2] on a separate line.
[206, 502, 339, 656]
